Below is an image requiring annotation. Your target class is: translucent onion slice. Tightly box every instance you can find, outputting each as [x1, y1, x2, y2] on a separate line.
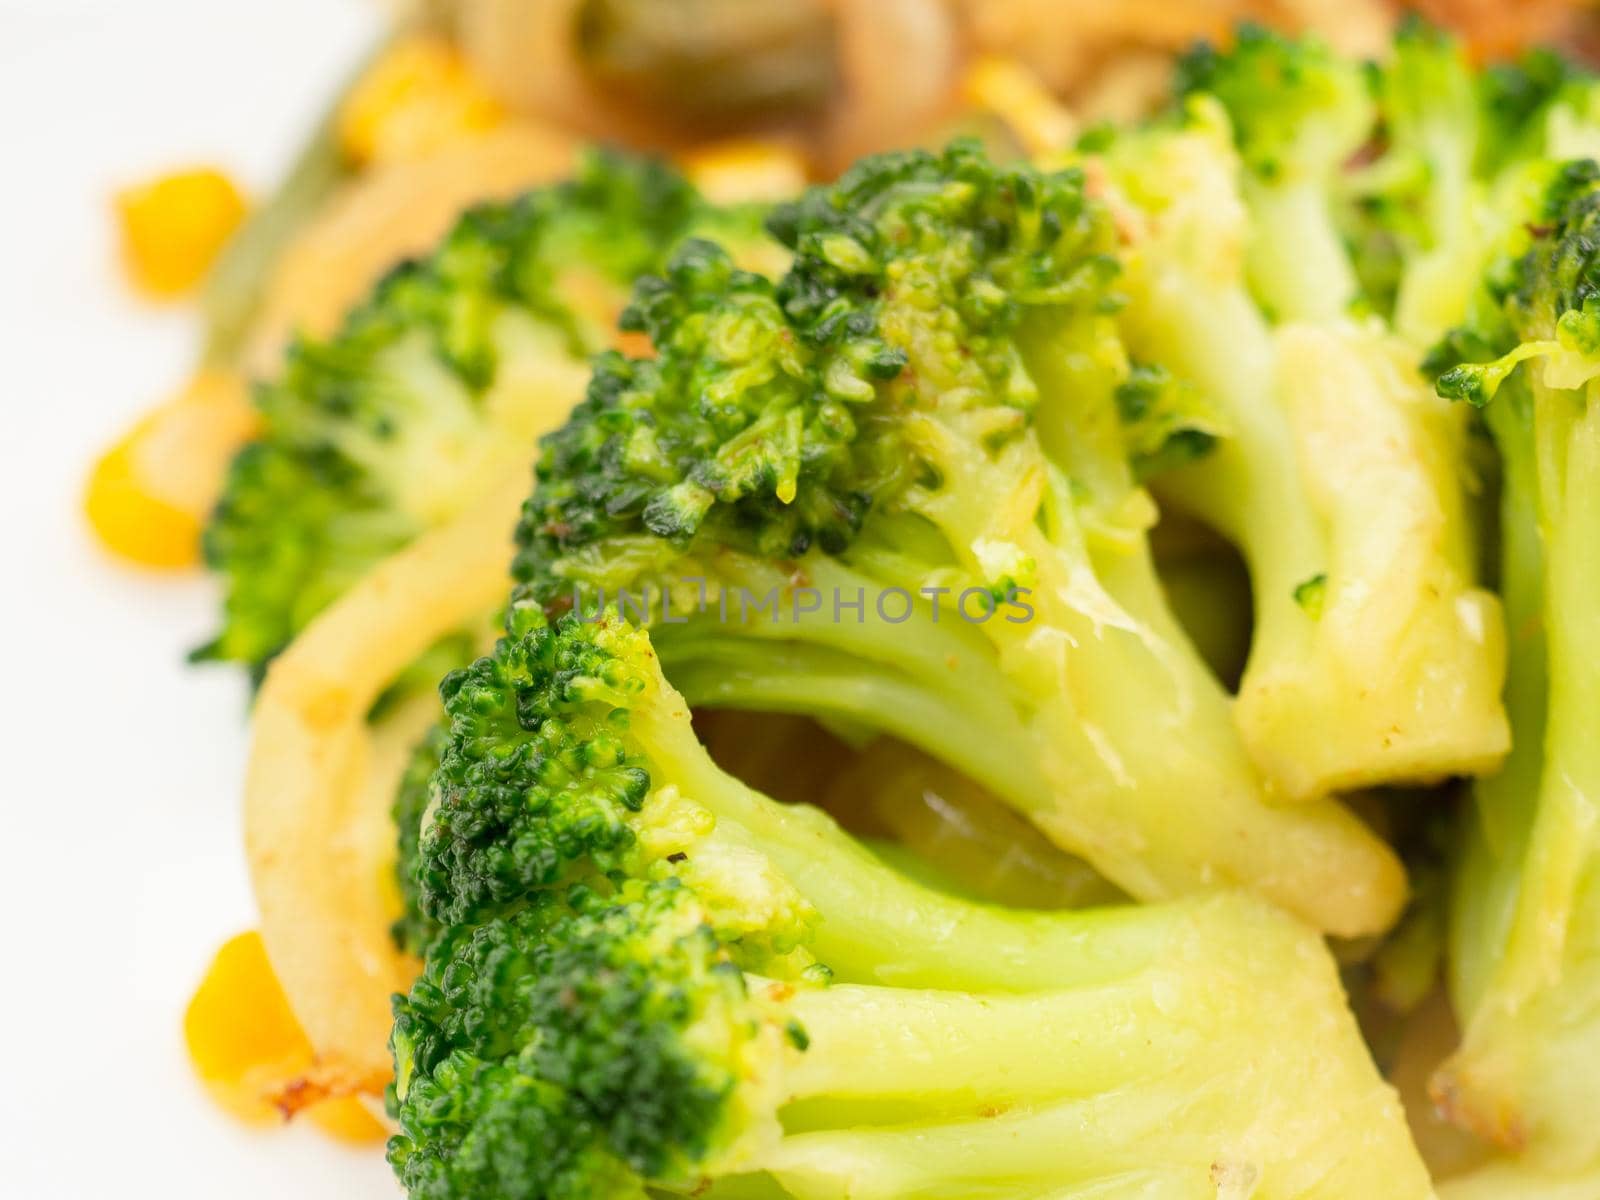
[245, 469, 526, 1089]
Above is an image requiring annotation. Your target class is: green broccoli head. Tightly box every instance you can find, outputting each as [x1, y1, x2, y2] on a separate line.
[1355, 20, 1478, 338]
[522, 239, 903, 580]
[386, 607, 1433, 1200]
[1175, 23, 1372, 185]
[418, 609, 661, 929]
[516, 139, 1113, 602]
[390, 879, 792, 1200]
[1477, 48, 1577, 172]
[1113, 361, 1223, 480]
[197, 151, 770, 684]
[1504, 160, 1600, 343]
[1474, 46, 1600, 175]
[1176, 25, 1374, 322]
[507, 140, 1401, 938]
[391, 723, 448, 958]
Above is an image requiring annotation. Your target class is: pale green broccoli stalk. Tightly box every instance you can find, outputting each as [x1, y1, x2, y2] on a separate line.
[1431, 159, 1600, 1169]
[1479, 48, 1600, 172]
[1096, 105, 1509, 803]
[1175, 23, 1374, 323]
[511, 141, 1404, 936]
[385, 607, 1433, 1200]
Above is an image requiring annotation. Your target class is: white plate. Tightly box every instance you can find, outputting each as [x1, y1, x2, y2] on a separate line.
[1, 2, 402, 1194]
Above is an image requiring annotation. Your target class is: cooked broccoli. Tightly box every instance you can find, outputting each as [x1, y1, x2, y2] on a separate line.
[1350, 23, 1600, 350]
[1097, 98, 1509, 803]
[509, 140, 1402, 936]
[1430, 159, 1600, 1169]
[1175, 23, 1373, 323]
[392, 723, 449, 958]
[386, 607, 1433, 1200]
[196, 150, 777, 685]
[1479, 47, 1600, 172]
[1356, 21, 1489, 347]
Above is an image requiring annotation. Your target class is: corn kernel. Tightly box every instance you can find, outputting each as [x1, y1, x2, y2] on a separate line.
[116, 167, 248, 298]
[961, 57, 1077, 158]
[680, 139, 810, 206]
[184, 931, 319, 1124]
[84, 369, 257, 569]
[306, 1096, 389, 1143]
[339, 36, 504, 167]
[184, 931, 388, 1142]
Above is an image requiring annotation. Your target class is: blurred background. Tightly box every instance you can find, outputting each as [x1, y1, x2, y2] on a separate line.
[4, 0, 1598, 1195]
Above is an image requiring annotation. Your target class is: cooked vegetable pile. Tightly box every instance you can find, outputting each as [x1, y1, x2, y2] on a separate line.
[207, 19, 1600, 1200]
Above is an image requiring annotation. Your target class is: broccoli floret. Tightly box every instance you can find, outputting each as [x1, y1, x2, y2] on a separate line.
[509, 140, 1402, 936]
[1175, 24, 1374, 322]
[392, 723, 449, 958]
[1478, 47, 1600, 172]
[1353, 21, 1486, 347]
[196, 150, 776, 685]
[1349, 24, 1600, 350]
[1433, 157, 1600, 1164]
[386, 607, 1434, 1200]
[1430, 160, 1600, 1170]
[1114, 360, 1224, 481]
[1097, 104, 1509, 803]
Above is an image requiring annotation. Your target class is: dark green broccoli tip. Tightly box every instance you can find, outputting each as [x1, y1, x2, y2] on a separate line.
[1477, 47, 1582, 174]
[389, 880, 763, 1200]
[1558, 300, 1600, 355]
[1513, 160, 1600, 323]
[514, 240, 888, 598]
[1114, 363, 1223, 480]
[1292, 572, 1329, 619]
[1174, 23, 1368, 179]
[1421, 324, 1505, 382]
[392, 725, 449, 958]
[1377, 17, 1473, 140]
[418, 610, 653, 929]
[514, 139, 1118, 608]
[1428, 160, 1600, 401]
[1434, 364, 1495, 406]
[199, 149, 719, 683]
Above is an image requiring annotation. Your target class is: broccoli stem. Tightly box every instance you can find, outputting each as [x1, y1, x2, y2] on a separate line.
[1115, 278, 1324, 647]
[656, 517, 1401, 936]
[740, 894, 1429, 1200]
[1111, 130, 1507, 802]
[1497, 393, 1600, 1005]
[776, 971, 1219, 1111]
[1442, 387, 1600, 1164]
[1245, 179, 1361, 324]
[1450, 386, 1550, 1017]
[758, 1015, 1425, 1199]
[628, 689, 1204, 992]
[659, 634, 1048, 809]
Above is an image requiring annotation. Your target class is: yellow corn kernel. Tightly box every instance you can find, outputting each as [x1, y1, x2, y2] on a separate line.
[306, 1096, 388, 1143]
[185, 931, 387, 1143]
[184, 931, 321, 1124]
[339, 36, 504, 167]
[680, 139, 810, 206]
[115, 167, 248, 298]
[84, 368, 257, 569]
[961, 57, 1077, 159]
